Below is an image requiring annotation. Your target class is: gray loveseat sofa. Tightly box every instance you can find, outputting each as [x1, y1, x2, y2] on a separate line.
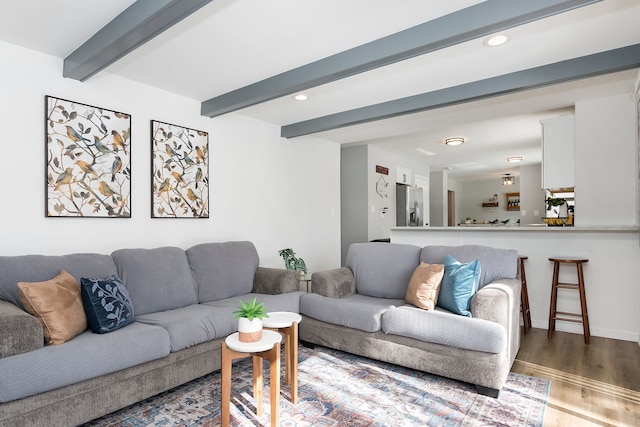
[0, 241, 302, 427]
[299, 242, 520, 397]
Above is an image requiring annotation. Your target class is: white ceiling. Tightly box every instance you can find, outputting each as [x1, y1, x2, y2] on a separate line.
[1, 0, 639, 180]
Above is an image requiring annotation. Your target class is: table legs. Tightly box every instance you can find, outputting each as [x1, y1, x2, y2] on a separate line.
[266, 321, 299, 404]
[221, 341, 281, 427]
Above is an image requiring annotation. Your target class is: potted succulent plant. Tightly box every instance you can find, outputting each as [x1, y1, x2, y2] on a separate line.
[278, 248, 308, 280]
[233, 297, 269, 343]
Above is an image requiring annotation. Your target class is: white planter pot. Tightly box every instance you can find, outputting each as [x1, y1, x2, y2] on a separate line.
[238, 317, 262, 343]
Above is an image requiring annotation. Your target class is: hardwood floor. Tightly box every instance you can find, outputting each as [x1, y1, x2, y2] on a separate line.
[512, 328, 640, 427]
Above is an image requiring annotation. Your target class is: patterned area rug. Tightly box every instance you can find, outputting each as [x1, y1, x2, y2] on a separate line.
[83, 345, 549, 426]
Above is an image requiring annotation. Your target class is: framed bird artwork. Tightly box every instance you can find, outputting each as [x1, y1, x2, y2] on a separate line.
[150, 120, 209, 218]
[45, 96, 131, 217]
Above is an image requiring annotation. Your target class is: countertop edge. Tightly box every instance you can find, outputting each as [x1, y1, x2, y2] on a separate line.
[391, 226, 639, 232]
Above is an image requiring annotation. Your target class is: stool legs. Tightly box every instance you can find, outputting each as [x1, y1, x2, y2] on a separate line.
[519, 256, 532, 334]
[548, 258, 590, 344]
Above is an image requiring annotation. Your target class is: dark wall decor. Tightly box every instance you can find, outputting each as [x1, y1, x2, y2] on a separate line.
[45, 96, 131, 217]
[151, 120, 209, 218]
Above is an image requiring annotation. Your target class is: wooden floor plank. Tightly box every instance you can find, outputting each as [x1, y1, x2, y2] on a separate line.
[512, 328, 640, 427]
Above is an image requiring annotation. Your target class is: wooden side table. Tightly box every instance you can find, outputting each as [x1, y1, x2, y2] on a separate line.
[221, 330, 282, 427]
[263, 311, 302, 404]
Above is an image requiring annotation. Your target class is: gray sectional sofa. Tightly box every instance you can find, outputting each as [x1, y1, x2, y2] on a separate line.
[0, 240, 520, 426]
[0, 241, 302, 427]
[299, 242, 521, 397]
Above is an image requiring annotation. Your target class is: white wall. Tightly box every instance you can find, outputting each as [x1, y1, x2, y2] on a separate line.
[455, 178, 522, 224]
[0, 40, 341, 272]
[576, 94, 638, 226]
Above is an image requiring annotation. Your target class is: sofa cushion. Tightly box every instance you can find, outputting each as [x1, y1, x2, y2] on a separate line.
[405, 263, 444, 310]
[381, 305, 507, 354]
[80, 275, 135, 334]
[420, 245, 518, 290]
[204, 292, 304, 314]
[346, 242, 421, 299]
[17, 270, 87, 345]
[186, 241, 259, 303]
[437, 255, 480, 317]
[300, 293, 403, 332]
[112, 247, 198, 316]
[0, 253, 118, 309]
[0, 322, 170, 403]
[135, 304, 234, 352]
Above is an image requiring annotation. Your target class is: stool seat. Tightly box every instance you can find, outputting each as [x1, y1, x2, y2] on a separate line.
[548, 257, 590, 344]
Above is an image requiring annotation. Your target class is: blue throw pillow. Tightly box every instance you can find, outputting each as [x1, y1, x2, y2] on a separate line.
[80, 275, 135, 334]
[437, 255, 481, 317]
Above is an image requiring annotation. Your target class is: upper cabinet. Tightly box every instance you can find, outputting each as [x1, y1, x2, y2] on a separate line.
[541, 115, 575, 189]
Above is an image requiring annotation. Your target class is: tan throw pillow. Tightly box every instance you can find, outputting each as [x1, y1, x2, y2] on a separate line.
[18, 270, 88, 345]
[405, 262, 445, 310]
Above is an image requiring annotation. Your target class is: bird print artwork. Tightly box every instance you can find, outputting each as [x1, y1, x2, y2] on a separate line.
[151, 120, 209, 218]
[45, 96, 131, 217]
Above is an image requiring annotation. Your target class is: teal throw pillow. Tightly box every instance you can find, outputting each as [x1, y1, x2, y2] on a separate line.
[80, 275, 135, 334]
[437, 255, 481, 317]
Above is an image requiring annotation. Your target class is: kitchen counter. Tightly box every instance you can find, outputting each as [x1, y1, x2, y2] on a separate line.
[390, 225, 640, 343]
[392, 225, 639, 232]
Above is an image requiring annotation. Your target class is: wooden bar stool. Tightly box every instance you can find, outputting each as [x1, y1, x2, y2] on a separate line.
[548, 257, 590, 344]
[519, 256, 532, 334]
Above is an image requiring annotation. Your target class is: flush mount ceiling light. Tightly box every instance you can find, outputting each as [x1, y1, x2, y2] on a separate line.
[483, 34, 510, 47]
[502, 174, 514, 186]
[445, 137, 464, 146]
[292, 93, 309, 101]
[507, 156, 523, 162]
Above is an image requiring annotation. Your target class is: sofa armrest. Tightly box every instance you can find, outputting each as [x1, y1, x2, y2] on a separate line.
[471, 278, 521, 363]
[252, 267, 299, 294]
[311, 267, 356, 298]
[0, 300, 44, 359]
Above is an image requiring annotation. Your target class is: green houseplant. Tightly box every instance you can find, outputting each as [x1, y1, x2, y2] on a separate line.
[278, 248, 308, 278]
[233, 297, 269, 342]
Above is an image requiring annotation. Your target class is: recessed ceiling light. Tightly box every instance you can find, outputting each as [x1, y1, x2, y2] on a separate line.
[483, 34, 510, 47]
[507, 156, 523, 162]
[445, 137, 464, 146]
[292, 93, 309, 101]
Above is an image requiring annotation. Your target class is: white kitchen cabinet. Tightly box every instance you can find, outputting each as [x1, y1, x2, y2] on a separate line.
[541, 115, 575, 189]
[396, 166, 412, 184]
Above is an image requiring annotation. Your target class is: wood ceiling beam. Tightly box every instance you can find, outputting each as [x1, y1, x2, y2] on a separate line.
[280, 44, 640, 138]
[63, 0, 212, 81]
[201, 0, 601, 118]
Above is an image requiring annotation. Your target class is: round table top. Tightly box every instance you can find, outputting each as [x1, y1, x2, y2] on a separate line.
[262, 311, 302, 328]
[548, 257, 589, 263]
[225, 330, 282, 353]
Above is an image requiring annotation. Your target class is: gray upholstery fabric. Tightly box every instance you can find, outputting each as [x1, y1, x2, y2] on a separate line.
[310, 267, 355, 298]
[300, 316, 509, 391]
[204, 292, 304, 314]
[0, 301, 43, 359]
[253, 267, 299, 294]
[420, 245, 518, 289]
[112, 247, 198, 315]
[381, 305, 506, 353]
[0, 322, 169, 403]
[0, 253, 118, 308]
[186, 241, 259, 302]
[300, 293, 403, 332]
[347, 242, 421, 299]
[136, 304, 235, 352]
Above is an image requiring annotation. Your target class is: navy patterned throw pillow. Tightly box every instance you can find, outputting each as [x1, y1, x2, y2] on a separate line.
[80, 275, 135, 334]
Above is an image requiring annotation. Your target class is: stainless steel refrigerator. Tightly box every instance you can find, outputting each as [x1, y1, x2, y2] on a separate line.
[396, 184, 424, 226]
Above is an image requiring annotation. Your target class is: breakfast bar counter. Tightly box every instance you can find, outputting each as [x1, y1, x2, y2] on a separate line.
[390, 226, 640, 343]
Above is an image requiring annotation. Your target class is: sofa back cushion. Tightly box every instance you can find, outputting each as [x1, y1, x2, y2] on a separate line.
[0, 253, 118, 308]
[346, 242, 421, 299]
[420, 245, 518, 289]
[186, 241, 259, 303]
[111, 246, 198, 315]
